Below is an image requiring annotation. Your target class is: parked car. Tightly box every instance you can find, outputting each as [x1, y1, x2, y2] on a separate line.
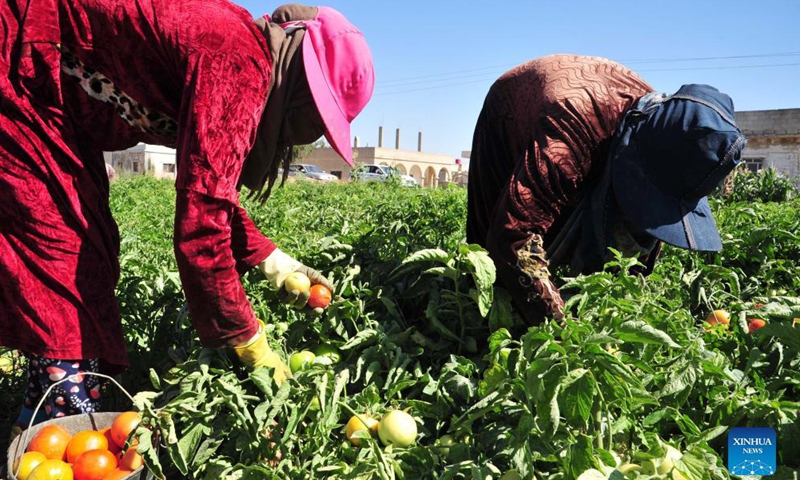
[349, 164, 418, 187]
[289, 164, 339, 182]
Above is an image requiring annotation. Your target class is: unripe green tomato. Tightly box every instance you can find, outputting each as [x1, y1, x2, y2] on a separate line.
[377, 410, 417, 447]
[499, 470, 523, 480]
[435, 434, 456, 457]
[313, 344, 340, 363]
[284, 272, 311, 294]
[275, 322, 289, 336]
[289, 350, 315, 373]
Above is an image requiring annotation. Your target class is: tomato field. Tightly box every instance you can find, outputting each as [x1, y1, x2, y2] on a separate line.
[2, 170, 800, 480]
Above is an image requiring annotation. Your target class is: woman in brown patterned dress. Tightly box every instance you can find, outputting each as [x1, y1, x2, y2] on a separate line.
[467, 54, 745, 323]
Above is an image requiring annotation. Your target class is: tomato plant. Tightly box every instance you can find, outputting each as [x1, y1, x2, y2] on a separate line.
[4, 177, 791, 480]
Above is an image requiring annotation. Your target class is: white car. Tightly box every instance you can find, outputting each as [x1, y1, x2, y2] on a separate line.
[350, 165, 418, 187]
[289, 164, 339, 182]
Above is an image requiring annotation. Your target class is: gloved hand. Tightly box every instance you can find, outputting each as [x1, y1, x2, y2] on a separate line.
[233, 320, 291, 385]
[515, 234, 565, 322]
[259, 249, 334, 315]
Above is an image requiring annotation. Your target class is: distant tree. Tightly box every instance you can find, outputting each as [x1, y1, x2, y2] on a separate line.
[292, 139, 328, 163]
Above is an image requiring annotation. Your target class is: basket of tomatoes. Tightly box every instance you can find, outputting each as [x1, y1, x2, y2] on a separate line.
[7, 394, 146, 480]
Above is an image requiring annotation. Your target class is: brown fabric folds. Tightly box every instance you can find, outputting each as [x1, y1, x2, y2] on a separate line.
[241, 4, 318, 199]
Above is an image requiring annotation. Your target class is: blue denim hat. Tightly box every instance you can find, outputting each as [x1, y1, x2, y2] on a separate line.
[611, 84, 746, 251]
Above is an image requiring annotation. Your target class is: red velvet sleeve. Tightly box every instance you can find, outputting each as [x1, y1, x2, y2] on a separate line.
[231, 203, 277, 275]
[172, 30, 272, 346]
[174, 190, 258, 347]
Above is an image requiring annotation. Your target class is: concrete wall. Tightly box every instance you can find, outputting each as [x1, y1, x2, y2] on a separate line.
[741, 136, 800, 183]
[736, 109, 800, 137]
[735, 109, 800, 187]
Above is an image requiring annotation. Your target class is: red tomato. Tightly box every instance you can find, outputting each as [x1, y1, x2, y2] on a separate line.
[705, 309, 730, 326]
[66, 430, 108, 464]
[98, 428, 121, 455]
[26, 425, 73, 460]
[748, 318, 767, 334]
[119, 447, 143, 471]
[307, 284, 332, 309]
[110, 412, 140, 449]
[72, 449, 118, 480]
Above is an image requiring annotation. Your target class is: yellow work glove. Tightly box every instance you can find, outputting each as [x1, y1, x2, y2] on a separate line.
[233, 320, 291, 385]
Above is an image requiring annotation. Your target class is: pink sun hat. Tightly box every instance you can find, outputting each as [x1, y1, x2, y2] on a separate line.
[294, 7, 375, 166]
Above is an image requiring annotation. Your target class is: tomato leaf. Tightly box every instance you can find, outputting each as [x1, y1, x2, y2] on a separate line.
[560, 369, 595, 428]
[616, 320, 680, 348]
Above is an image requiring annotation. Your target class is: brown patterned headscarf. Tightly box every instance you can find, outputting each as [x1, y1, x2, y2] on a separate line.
[241, 4, 323, 200]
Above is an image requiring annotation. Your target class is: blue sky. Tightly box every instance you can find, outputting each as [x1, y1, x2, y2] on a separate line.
[237, 0, 800, 161]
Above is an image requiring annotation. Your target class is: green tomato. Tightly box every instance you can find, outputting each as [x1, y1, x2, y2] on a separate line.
[435, 434, 456, 457]
[499, 470, 523, 480]
[275, 322, 289, 336]
[377, 410, 417, 447]
[313, 344, 341, 363]
[289, 350, 316, 373]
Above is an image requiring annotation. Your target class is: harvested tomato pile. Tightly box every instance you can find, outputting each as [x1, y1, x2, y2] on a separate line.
[13, 412, 141, 480]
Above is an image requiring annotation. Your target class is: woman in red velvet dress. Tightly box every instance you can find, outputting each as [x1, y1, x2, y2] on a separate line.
[0, 0, 374, 431]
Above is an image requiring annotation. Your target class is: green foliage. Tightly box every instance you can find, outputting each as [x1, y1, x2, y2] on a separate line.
[108, 180, 800, 478]
[3, 176, 799, 480]
[714, 165, 797, 203]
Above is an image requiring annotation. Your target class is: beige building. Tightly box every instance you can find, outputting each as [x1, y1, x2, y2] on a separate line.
[106, 129, 468, 187]
[107, 143, 177, 180]
[302, 127, 468, 187]
[735, 108, 800, 186]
